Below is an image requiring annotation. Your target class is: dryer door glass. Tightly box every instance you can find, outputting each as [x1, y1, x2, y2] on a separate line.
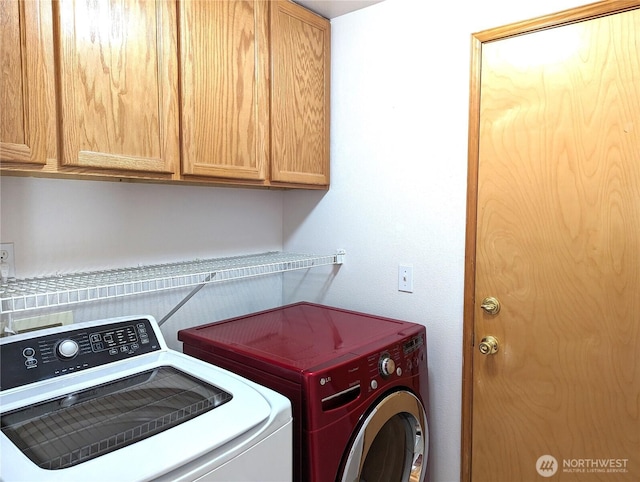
[340, 391, 428, 482]
[1, 366, 232, 470]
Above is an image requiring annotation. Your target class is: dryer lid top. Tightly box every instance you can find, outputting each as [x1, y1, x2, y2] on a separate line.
[179, 302, 422, 372]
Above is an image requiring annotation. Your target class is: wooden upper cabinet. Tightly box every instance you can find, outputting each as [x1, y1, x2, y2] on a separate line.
[180, 0, 330, 187]
[0, 0, 49, 165]
[270, 1, 330, 186]
[2, 0, 329, 188]
[179, 0, 269, 181]
[56, 0, 180, 175]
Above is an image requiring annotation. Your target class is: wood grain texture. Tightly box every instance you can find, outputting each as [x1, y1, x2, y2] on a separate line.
[1, 0, 25, 145]
[460, 33, 483, 482]
[270, 0, 329, 185]
[0, 0, 48, 165]
[2, 0, 329, 189]
[462, 3, 640, 480]
[473, 0, 640, 43]
[180, 0, 269, 180]
[56, 0, 179, 174]
[469, 7, 640, 482]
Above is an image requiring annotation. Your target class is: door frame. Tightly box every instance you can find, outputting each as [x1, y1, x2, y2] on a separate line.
[460, 1, 640, 481]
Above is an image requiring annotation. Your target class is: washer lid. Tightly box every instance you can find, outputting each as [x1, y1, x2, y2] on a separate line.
[1, 350, 287, 482]
[1, 366, 233, 470]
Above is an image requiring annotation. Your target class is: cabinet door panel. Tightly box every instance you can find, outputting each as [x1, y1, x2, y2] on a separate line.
[271, 1, 329, 186]
[180, 0, 268, 180]
[0, 0, 47, 165]
[57, 0, 179, 174]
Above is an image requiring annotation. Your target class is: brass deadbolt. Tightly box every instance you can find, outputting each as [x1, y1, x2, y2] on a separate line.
[480, 297, 501, 315]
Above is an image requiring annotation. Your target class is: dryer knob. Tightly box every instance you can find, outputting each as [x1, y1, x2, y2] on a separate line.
[57, 339, 79, 359]
[379, 355, 396, 377]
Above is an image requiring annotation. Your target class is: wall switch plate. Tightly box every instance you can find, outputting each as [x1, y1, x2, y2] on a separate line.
[0, 243, 16, 281]
[398, 265, 414, 293]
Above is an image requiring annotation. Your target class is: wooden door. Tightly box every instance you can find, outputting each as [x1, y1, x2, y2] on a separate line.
[0, 0, 49, 165]
[270, 0, 330, 186]
[463, 3, 640, 481]
[56, 0, 179, 175]
[179, 0, 269, 181]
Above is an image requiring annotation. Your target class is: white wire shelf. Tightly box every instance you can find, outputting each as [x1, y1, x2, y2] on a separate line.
[0, 251, 345, 315]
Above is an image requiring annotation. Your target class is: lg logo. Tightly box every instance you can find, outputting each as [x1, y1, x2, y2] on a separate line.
[536, 455, 558, 477]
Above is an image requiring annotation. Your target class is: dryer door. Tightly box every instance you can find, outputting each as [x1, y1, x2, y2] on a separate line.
[340, 390, 428, 482]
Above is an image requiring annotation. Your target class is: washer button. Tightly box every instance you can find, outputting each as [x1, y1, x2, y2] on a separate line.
[23, 347, 36, 358]
[370, 379, 378, 390]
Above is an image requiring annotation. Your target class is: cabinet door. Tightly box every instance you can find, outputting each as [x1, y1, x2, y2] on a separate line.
[56, 0, 179, 175]
[270, 1, 330, 186]
[0, 0, 48, 165]
[180, 0, 269, 181]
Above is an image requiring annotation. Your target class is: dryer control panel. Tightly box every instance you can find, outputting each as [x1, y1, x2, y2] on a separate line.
[367, 331, 425, 389]
[310, 327, 427, 431]
[0, 317, 161, 391]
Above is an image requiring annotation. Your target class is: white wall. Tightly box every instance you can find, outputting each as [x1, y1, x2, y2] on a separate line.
[283, 1, 588, 481]
[0, 176, 284, 276]
[0, 176, 286, 346]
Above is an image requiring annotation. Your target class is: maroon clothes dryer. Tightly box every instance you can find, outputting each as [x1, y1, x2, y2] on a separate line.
[178, 302, 429, 482]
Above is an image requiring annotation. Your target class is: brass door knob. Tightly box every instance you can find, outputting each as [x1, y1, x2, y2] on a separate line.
[479, 336, 499, 355]
[480, 297, 501, 315]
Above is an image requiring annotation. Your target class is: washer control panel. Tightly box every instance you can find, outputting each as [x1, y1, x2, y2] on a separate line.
[0, 317, 161, 391]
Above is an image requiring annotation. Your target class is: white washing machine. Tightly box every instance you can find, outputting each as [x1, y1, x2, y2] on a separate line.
[0, 315, 292, 482]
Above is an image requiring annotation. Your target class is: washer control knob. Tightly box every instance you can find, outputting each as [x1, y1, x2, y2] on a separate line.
[57, 339, 79, 359]
[379, 355, 396, 378]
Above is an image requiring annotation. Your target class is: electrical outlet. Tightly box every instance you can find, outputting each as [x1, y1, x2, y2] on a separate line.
[0, 243, 16, 281]
[398, 264, 414, 293]
[12, 311, 74, 333]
